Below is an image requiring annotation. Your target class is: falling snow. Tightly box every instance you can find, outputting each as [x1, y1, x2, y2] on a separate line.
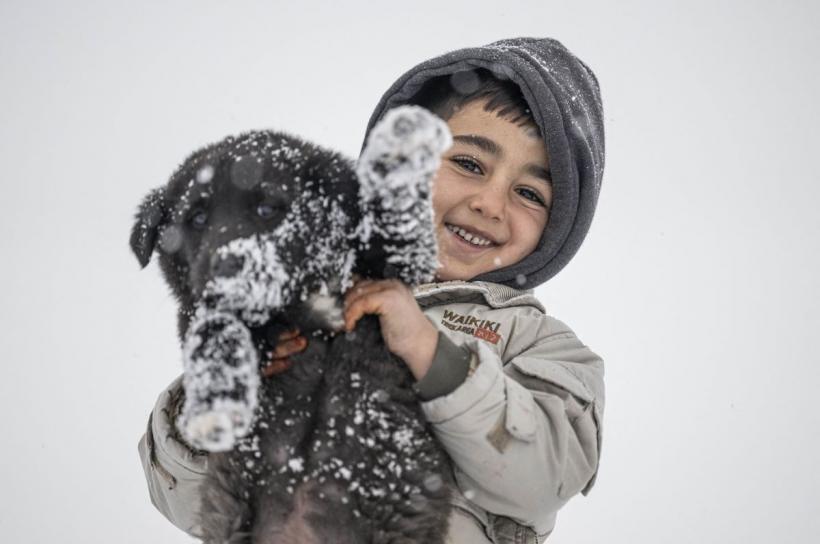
[196, 164, 214, 183]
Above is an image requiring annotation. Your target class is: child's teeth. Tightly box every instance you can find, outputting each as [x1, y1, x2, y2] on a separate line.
[448, 224, 490, 246]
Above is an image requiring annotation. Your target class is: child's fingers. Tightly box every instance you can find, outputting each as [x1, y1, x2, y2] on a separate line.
[343, 279, 396, 309]
[261, 329, 306, 378]
[344, 291, 387, 331]
[277, 328, 301, 341]
[271, 335, 307, 358]
[262, 358, 293, 378]
[344, 279, 377, 302]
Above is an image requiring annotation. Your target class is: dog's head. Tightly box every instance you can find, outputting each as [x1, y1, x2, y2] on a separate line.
[130, 131, 360, 327]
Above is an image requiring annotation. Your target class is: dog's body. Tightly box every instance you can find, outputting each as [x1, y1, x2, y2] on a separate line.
[198, 318, 450, 544]
[131, 108, 455, 543]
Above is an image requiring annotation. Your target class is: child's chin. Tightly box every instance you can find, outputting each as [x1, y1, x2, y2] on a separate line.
[433, 266, 476, 283]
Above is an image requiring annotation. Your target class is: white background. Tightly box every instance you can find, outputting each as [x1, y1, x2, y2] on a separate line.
[1, 0, 818, 542]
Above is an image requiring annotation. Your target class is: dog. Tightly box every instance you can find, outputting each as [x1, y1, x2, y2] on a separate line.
[131, 107, 456, 543]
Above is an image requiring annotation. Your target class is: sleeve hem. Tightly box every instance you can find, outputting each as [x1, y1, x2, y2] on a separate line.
[150, 376, 209, 476]
[413, 331, 472, 400]
[420, 340, 502, 424]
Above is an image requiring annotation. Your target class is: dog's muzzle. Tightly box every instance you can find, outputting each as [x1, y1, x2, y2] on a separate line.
[201, 233, 292, 326]
[211, 252, 245, 279]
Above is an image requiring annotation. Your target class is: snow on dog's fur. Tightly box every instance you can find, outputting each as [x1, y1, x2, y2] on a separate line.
[131, 107, 455, 543]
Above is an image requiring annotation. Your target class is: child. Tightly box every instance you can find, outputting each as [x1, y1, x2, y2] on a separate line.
[138, 37, 605, 543]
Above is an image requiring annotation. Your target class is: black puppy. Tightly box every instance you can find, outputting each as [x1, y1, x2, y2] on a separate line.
[131, 107, 456, 543]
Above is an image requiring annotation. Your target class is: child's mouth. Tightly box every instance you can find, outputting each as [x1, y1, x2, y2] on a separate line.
[444, 223, 497, 251]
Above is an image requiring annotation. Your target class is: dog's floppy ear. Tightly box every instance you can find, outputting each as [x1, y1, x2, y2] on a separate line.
[130, 187, 166, 268]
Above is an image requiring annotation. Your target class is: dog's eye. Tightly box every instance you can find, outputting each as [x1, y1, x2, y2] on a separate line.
[190, 210, 208, 228]
[256, 204, 277, 219]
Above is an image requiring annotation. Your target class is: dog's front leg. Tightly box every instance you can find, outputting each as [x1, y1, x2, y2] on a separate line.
[178, 311, 261, 453]
[356, 105, 452, 285]
[196, 450, 259, 544]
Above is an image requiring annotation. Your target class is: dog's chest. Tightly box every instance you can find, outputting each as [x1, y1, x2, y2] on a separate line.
[225, 344, 450, 543]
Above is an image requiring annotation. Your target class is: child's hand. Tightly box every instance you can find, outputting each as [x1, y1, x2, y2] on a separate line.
[262, 328, 308, 377]
[343, 279, 438, 381]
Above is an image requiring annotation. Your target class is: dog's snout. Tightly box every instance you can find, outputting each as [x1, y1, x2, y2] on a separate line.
[212, 253, 244, 278]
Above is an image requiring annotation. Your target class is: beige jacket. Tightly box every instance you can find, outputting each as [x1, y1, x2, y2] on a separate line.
[138, 280, 604, 543]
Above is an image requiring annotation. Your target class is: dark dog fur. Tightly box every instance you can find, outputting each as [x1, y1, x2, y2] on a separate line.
[131, 124, 453, 543]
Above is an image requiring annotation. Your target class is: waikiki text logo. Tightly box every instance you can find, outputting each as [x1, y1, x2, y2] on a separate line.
[440, 309, 503, 345]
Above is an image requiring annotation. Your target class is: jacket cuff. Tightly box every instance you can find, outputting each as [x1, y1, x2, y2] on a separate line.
[413, 331, 473, 401]
[419, 339, 502, 424]
[149, 376, 208, 477]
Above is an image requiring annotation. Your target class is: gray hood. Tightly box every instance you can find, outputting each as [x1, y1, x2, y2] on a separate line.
[361, 37, 605, 289]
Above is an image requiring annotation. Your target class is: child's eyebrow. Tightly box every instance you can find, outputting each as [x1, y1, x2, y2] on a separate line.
[453, 134, 501, 157]
[453, 134, 552, 185]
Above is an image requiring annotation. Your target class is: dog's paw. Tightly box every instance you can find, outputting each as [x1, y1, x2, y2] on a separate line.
[178, 400, 255, 452]
[179, 310, 260, 451]
[356, 106, 449, 285]
[357, 105, 452, 207]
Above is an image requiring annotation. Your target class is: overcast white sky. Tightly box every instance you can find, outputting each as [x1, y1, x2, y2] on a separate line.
[1, 1, 818, 542]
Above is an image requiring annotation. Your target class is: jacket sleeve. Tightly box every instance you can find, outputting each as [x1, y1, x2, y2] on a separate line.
[419, 312, 604, 534]
[137, 375, 209, 538]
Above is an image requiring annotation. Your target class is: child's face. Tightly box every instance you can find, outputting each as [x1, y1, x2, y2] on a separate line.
[432, 99, 552, 282]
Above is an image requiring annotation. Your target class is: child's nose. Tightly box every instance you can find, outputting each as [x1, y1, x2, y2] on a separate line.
[467, 183, 506, 221]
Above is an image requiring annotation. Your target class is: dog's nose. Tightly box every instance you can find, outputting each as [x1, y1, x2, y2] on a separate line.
[212, 253, 244, 278]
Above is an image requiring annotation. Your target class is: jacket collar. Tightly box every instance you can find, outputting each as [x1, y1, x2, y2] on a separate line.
[412, 280, 545, 313]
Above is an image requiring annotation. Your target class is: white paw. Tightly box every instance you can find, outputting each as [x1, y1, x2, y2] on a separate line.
[179, 402, 255, 452]
[357, 105, 452, 203]
[180, 310, 260, 451]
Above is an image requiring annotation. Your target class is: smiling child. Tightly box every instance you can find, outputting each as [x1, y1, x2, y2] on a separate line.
[139, 37, 606, 544]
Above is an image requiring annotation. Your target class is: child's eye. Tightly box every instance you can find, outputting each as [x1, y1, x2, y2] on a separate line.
[452, 156, 484, 175]
[516, 187, 547, 207]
